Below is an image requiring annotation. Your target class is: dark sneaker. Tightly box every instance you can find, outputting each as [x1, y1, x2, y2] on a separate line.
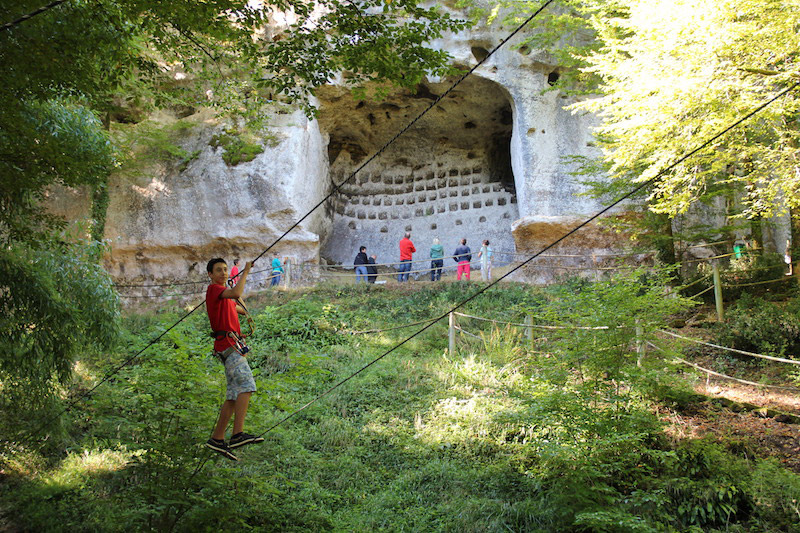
[205, 438, 238, 461]
[229, 432, 265, 449]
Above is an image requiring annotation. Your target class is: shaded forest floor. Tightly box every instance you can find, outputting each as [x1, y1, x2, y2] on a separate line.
[664, 380, 800, 473]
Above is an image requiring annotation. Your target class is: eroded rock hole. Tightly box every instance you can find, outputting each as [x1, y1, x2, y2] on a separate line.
[471, 46, 490, 63]
[318, 76, 519, 265]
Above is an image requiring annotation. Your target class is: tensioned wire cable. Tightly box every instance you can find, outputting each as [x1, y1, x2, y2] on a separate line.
[253, 80, 800, 441]
[0, 0, 69, 32]
[12, 0, 558, 446]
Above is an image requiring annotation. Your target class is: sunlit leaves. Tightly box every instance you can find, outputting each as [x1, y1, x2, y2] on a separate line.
[569, 0, 800, 218]
[0, 241, 120, 406]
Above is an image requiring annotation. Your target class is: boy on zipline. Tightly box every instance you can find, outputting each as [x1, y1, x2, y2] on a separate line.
[204, 257, 263, 460]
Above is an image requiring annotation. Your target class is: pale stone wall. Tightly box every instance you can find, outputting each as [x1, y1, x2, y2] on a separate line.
[46, 9, 639, 290]
[103, 109, 330, 288]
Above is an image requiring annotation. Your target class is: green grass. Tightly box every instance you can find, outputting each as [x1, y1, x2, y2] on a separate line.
[2, 280, 800, 532]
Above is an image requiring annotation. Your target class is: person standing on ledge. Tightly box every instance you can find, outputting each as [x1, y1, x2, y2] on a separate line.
[478, 239, 493, 282]
[453, 238, 472, 281]
[354, 246, 369, 283]
[270, 254, 284, 287]
[367, 254, 378, 284]
[398, 231, 416, 282]
[430, 237, 444, 281]
[205, 258, 263, 461]
[227, 258, 240, 288]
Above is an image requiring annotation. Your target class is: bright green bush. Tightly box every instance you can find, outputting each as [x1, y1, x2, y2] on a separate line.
[209, 131, 264, 166]
[715, 292, 800, 358]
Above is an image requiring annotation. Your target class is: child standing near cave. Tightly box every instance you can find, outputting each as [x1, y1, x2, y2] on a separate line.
[204, 257, 263, 461]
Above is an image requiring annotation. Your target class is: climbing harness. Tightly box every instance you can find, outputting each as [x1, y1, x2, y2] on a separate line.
[210, 297, 255, 361]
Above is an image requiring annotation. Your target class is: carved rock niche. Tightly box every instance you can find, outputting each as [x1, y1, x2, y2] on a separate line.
[317, 76, 519, 264]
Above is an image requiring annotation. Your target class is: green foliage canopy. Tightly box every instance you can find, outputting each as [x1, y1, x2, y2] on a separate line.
[494, 0, 800, 219]
[0, 241, 119, 410]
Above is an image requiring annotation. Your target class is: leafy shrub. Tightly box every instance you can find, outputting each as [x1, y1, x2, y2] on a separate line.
[715, 292, 800, 358]
[723, 252, 794, 300]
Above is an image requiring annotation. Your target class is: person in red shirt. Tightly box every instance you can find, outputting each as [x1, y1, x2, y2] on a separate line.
[397, 232, 416, 282]
[227, 258, 240, 287]
[204, 257, 263, 460]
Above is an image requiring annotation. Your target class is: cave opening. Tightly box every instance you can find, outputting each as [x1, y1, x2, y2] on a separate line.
[316, 76, 518, 265]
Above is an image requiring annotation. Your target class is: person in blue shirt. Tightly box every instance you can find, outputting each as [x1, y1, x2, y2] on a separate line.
[270, 254, 284, 287]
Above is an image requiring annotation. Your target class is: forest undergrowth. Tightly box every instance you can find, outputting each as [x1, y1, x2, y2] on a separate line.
[2, 274, 800, 532]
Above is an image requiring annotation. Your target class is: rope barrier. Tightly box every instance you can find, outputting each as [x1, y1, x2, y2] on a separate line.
[110, 240, 789, 292]
[684, 239, 734, 248]
[117, 271, 283, 298]
[647, 342, 800, 391]
[691, 284, 715, 298]
[322, 251, 489, 269]
[495, 249, 657, 259]
[114, 266, 282, 289]
[453, 311, 632, 330]
[318, 259, 496, 278]
[682, 252, 737, 264]
[453, 325, 482, 340]
[659, 330, 800, 366]
[723, 273, 796, 289]
[676, 273, 713, 291]
[347, 317, 440, 335]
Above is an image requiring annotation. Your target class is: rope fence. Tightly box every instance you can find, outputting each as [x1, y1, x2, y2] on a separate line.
[441, 310, 799, 392]
[647, 342, 800, 392]
[659, 329, 800, 366]
[112, 242, 797, 302]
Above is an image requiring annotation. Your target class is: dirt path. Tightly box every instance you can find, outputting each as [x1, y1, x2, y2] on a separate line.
[663, 379, 800, 473]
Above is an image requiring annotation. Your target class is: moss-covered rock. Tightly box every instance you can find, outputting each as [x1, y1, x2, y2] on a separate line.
[209, 131, 264, 166]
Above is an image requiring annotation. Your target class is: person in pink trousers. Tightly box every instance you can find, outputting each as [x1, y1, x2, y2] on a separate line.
[453, 238, 472, 281]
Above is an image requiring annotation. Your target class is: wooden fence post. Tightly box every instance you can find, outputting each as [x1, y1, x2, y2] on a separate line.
[635, 318, 645, 367]
[285, 258, 291, 289]
[712, 262, 724, 322]
[449, 312, 456, 355]
[524, 315, 534, 348]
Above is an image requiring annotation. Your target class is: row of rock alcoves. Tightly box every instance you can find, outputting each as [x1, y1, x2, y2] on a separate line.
[331, 166, 510, 197]
[334, 183, 515, 207]
[333, 190, 517, 220]
[341, 210, 515, 234]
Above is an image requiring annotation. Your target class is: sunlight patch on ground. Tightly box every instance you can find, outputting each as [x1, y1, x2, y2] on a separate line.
[45, 448, 135, 488]
[413, 394, 517, 446]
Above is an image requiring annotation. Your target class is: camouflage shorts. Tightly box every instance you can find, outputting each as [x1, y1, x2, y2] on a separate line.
[219, 347, 257, 401]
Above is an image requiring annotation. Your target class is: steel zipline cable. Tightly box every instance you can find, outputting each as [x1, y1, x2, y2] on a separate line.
[252, 80, 800, 440]
[15, 1, 800, 449]
[13, 0, 558, 446]
[0, 0, 69, 32]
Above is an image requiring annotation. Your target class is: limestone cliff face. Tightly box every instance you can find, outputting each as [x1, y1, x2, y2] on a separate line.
[52, 11, 638, 294]
[316, 19, 613, 268]
[104, 110, 330, 292]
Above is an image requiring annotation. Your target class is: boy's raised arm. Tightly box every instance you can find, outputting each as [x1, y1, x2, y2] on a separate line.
[221, 260, 253, 299]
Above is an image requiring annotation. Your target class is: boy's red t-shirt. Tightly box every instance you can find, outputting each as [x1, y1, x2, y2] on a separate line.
[206, 283, 241, 352]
